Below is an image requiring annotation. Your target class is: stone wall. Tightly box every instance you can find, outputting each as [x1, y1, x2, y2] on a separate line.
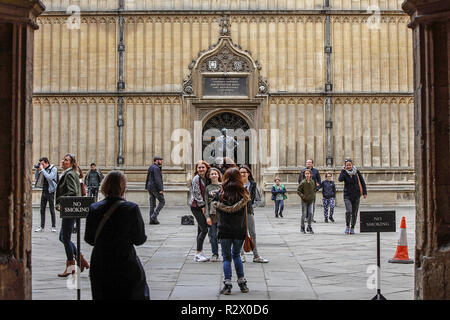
[32, 1, 415, 207]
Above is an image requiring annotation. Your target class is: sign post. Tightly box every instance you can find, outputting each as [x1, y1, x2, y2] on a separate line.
[60, 196, 95, 300]
[360, 210, 396, 300]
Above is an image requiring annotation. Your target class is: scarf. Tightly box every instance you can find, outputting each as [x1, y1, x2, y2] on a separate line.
[346, 165, 358, 176]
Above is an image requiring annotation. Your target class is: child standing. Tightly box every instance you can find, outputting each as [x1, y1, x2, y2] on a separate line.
[297, 169, 316, 234]
[271, 178, 287, 218]
[204, 167, 222, 262]
[319, 172, 336, 223]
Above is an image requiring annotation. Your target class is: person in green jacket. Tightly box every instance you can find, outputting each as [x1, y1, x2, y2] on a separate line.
[55, 153, 89, 277]
[271, 178, 287, 218]
[297, 169, 316, 234]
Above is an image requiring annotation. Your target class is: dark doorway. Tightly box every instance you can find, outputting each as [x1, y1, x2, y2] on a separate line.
[202, 112, 252, 167]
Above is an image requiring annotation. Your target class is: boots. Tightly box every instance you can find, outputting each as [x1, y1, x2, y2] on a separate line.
[58, 260, 76, 277]
[237, 278, 249, 293]
[74, 253, 90, 272]
[220, 280, 232, 295]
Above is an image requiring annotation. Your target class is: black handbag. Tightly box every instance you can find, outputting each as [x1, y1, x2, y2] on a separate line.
[181, 215, 195, 225]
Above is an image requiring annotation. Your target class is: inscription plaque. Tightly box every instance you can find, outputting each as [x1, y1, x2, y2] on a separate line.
[203, 77, 248, 97]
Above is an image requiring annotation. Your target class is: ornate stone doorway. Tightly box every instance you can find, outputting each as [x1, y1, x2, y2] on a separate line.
[202, 111, 252, 167]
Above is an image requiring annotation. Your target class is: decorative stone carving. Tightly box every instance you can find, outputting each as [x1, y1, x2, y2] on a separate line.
[219, 15, 231, 36]
[200, 44, 252, 73]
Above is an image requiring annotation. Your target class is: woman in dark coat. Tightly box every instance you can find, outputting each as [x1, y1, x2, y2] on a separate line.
[338, 159, 368, 235]
[213, 167, 250, 295]
[56, 153, 89, 277]
[85, 170, 149, 300]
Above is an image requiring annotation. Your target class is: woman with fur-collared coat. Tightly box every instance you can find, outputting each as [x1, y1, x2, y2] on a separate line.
[212, 167, 250, 295]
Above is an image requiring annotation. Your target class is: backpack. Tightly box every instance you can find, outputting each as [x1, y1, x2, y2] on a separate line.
[181, 215, 195, 225]
[49, 165, 59, 184]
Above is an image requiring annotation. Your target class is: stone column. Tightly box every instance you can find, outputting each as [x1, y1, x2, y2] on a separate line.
[0, 0, 45, 299]
[402, 0, 450, 300]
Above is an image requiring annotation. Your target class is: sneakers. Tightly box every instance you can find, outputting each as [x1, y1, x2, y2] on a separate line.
[240, 253, 246, 263]
[279, 213, 283, 218]
[237, 278, 249, 293]
[349, 228, 355, 234]
[345, 226, 350, 234]
[210, 255, 219, 262]
[220, 281, 232, 295]
[324, 218, 329, 223]
[194, 252, 210, 262]
[253, 256, 269, 263]
[35, 227, 44, 232]
[275, 214, 279, 218]
[307, 226, 314, 234]
[300, 226, 306, 234]
[51, 227, 57, 232]
[329, 216, 335, 223]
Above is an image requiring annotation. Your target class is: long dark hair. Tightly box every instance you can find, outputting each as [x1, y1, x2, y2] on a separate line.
[239, 165, 254, 181]
[220, 167, 249, 203]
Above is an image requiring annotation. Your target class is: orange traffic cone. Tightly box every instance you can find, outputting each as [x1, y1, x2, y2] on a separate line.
[389, 216, 414, 264]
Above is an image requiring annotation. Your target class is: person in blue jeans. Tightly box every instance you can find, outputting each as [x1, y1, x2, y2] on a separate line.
[204, 167, 222, 262]
[213, 167, 250, 295]
[271, 178, 287, 218]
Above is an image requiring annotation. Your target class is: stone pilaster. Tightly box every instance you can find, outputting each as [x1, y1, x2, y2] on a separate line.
[403, 0, 450, 300]
[0, 0, 45, 300]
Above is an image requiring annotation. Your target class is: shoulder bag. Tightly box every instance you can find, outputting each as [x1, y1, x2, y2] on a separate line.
[94, 200, 125, 245]
[357, 172, 363, 196]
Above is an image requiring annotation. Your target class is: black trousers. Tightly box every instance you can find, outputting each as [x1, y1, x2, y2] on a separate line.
[190, 206, 208, 252]
[40, 191, 56, 228]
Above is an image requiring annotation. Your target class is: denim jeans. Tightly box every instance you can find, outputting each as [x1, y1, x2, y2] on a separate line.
[301, 201, 313, 229]
[148, 190, 165, 219]
[40, 191, 56, 228]
[275, 199, 284, 217]
[59, 218, 77, 261]
[208, 223, 219, 256]
[88, 187, 99, 202]
[220, 239, 245, 281]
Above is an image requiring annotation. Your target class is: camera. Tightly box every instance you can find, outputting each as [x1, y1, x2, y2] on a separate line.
[34, 163, 41, 169]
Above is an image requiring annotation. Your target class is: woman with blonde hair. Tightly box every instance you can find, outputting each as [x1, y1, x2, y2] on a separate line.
[55, 153, 89, 277]
[85, 170, 149, 300]
[189, 160, 211, 262]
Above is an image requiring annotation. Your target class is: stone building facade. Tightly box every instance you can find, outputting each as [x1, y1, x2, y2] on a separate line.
[32, 0, 415, 206]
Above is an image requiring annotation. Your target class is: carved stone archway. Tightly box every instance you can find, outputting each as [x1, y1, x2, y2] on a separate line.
[202, 111, 252, 167]
[182, 15, 268, 193]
